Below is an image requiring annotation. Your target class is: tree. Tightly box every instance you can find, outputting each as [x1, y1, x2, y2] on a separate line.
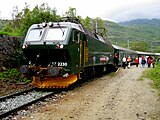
[81, 16, 92, 30]
[130, 41, 149, 52]
[154, 45, 160, 53]
[65, 7, 76, 17]
[93, 17, 107, 37]
[2, 3, 60, 35]
[19, 3, 60, 35]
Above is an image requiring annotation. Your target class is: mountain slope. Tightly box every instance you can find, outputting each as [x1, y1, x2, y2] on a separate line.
[104, 19, 160, 52]
[119, 19, 160, 27]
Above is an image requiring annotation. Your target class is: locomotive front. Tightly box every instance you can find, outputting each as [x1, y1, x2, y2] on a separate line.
[20, 22, 81, 88]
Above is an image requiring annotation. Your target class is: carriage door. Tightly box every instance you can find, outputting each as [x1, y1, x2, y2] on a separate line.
[79, 33, 88, 67]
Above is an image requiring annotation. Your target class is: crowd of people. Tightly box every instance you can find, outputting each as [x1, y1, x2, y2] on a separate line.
[137, 55, 156, 68]
[122, 55, 158, 69]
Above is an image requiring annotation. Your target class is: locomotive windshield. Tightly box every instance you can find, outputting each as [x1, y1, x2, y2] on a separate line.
[45, 27, 68, 41]
[26, 28, 43, 41]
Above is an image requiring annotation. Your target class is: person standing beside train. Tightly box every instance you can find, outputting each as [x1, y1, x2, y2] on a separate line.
[127, 56, 131, 69]
[135, 57, 139, 67]
[145, 56, 148, 66]
[147, 56, 153, 68]
[152, 57, 156, 68]
[139, 56, 142, 65]
[122, 56, 126, 69]
[114, 53, 119, 66]
[141, 56, 146, 67]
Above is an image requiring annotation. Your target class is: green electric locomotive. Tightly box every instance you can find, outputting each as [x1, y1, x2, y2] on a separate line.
[20, 18, 114, 88]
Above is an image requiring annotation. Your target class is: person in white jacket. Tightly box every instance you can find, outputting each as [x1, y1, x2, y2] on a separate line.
[122, 56, 126, 69]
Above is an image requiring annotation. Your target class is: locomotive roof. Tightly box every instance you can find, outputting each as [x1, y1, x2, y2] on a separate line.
[30, 22, 85, 32]
[29, 21, 107, 43]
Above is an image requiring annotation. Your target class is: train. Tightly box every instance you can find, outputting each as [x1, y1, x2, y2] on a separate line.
[20, 17, 159, 89]
[112, 44, 158, 66]
[112, 44, 137, 66]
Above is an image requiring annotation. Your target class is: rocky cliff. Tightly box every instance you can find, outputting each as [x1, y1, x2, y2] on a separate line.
[0, 35, 23, 71]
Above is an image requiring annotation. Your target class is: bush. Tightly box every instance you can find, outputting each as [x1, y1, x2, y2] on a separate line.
[0, 68, 31, 84]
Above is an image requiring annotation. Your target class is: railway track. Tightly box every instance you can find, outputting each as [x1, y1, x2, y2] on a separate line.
[0, 88, 61, 119]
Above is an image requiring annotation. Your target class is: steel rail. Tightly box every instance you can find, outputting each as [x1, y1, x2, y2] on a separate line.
[0, 89, 61, 119]
[0, 87, 35, 102]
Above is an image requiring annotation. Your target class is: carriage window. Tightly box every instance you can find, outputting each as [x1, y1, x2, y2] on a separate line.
[72, 30, 80, 43]
[45, 27, 68, 41]
[26, 28, 43, 41]
[97, 34, 105, 43]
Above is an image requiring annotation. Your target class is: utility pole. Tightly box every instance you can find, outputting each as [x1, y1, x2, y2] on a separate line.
[95, 20, 98, 33]
[151, 42, 153, 52]
[127, 39, 130, 49]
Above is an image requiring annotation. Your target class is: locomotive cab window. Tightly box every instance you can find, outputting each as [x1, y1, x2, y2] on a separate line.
[45, 27, 68, 41]
[26, 28, 43, 41]
[72, 30, 80, 43]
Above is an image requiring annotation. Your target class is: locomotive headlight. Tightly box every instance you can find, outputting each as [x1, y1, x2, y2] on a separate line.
[22, 45, 25, 49]
[56, 44, 64, 49]
[48, 22, 53, 27]
[22, 44, 28, 49]
[42, 22, 47, 27]
[60, 44, 64, 48]
[48, 67, 59, 77]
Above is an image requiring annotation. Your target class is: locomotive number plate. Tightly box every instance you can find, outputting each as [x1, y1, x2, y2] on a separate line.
[51, 62, 68, 66]
[58, 62, 67, 66]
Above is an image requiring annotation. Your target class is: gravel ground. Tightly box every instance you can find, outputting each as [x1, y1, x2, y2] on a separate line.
[18, 65, 160, 120]
[0, 82, 32, 97]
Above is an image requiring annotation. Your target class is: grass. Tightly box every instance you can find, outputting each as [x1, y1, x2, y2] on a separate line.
[143, 64, 160, 95]
[108, 72, 116, 77]
[140, 65, 160, 120]
[0, 31, 21, 36]
[138, 69, 150, 81]
[150, 114, 160, 120]
[137, 76, 143, 81]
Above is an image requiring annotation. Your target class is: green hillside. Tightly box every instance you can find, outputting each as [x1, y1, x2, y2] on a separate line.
[104, 19, 160, 52]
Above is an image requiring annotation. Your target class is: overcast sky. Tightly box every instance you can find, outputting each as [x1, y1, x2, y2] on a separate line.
[0, 0, 160, 22]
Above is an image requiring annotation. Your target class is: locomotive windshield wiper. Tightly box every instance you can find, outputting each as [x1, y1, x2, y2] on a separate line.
[39, 30, 42, 37]
[57, 22, 64, 36]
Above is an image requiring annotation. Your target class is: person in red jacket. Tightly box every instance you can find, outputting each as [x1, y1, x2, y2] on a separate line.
[147, 56, 153, 68]
[114, 53, 119, 66]
[135, 57, 139, 67]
